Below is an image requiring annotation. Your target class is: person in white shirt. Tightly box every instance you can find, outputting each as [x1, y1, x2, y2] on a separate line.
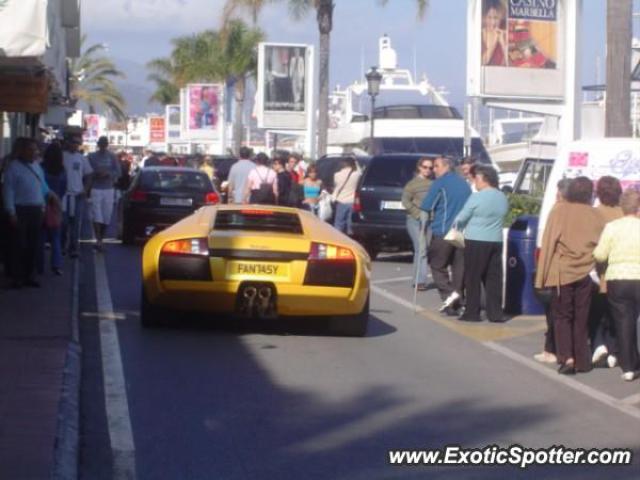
[62, 136, 93, 258]
[331, 157, 361, 235]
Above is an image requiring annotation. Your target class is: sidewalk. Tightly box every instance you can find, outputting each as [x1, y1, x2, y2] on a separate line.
[0, 259, 80, 479]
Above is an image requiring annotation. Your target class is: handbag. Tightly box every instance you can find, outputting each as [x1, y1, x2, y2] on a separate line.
[44, 197, 63, 229]
[444, 224, 465, 249]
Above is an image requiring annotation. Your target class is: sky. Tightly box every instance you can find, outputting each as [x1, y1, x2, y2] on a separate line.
[83, 0, 637, 112]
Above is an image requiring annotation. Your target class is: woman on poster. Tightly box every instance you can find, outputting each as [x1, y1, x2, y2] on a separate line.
[481, 0, 507, 66]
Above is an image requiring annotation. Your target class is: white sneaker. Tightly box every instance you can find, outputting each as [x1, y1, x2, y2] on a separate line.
[591, 345, 608, 364]
[621, 371, 639, 382]
[607, 355, 618, 368]
[439, 291, 461, 312]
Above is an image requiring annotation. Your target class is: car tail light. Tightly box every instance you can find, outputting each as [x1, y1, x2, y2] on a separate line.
[353, 192, 362, 214]
[159, 237, 211, 281]
[205, 192, 220, 205]
[161, 238, 209, 256]
[130, 189, 147, 202]
[304, 242, 356, 287]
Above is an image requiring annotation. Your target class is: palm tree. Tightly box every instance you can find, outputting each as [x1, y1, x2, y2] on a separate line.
[219, 20, 264, 154]
[605, 0, 632, 136]
[223, 0, 429, 157]
[146, 24, 263, 154]
[69, 36, 127, 120]
[146, 58, 180, 105]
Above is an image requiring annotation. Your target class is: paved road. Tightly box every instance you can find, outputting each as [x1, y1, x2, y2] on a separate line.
[78, 242, 640, 480]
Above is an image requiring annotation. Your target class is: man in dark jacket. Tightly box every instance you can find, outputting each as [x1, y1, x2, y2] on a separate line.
[421, 156, 472, 314]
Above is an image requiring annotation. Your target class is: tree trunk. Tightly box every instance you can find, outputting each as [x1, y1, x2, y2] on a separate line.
[233, 77, 245, 156]
[605, 0, 632, 137]
[316, 1, 334, 158]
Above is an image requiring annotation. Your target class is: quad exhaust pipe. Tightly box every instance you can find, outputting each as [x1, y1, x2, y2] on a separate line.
[238, 284, 275, 318]
[257, 287, 273, 318]
[240, 286, 257, 316]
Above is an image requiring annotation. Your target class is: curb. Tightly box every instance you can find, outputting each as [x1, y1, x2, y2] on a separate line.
[51, 257, 82, 480]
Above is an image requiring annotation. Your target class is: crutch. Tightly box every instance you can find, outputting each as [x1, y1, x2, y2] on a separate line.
[413, 210, 429, 314]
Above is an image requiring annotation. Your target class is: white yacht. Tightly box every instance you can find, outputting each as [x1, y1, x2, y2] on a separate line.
[327, 36, 491, 163]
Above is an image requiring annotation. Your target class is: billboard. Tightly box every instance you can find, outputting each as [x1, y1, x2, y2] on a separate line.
[165, 104, 181, 141]
[468, 0, 565, 99]
[149, 116, 166, 144]
[83, 114, 101, 144]
[183, 84, 223, 140]
[257, 43, 313, 130]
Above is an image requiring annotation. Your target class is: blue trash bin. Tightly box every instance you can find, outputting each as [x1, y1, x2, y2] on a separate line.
[505, 215, 544, 315]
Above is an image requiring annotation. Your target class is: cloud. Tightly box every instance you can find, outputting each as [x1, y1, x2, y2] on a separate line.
[83, 0, 227, 32]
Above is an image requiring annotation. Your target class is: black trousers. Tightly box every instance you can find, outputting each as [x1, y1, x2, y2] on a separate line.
[551, 276, 594, 371]
[463, 240, 503, 321]
[10, 205, 44, 283]
[607, 280, 640, 373]
[428, 235, 464, 300]
[588, 292, 618, 355]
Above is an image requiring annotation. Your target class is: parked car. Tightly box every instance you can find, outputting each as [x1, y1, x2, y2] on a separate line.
[118, 167, 220, 244]
[351, 154, 427, 259]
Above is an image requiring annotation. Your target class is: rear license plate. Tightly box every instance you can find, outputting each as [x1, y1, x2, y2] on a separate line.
[160, 197, 192, 207]
[226, 261, 290, 281]
[381, 201, 404, 210]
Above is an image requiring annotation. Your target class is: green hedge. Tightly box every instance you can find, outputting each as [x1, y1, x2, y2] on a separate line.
[504, 194, 542, 227]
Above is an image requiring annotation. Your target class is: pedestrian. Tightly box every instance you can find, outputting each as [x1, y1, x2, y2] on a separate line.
[88, 136, 121, 252]
[245, 153, 278, 205]
[533, 178, 572, 364]
[459, 157, 477, 192]
[0, 145, 17, 276]
[200, 155, 215, 181]
[535, 177, 605, 375]
[41, 143, 67, 276]
[302, 165, 323, 215]
[331, 157, 361, 235]
[2, 138, 60, 288]
[420, 156, 472, 315]
[593, 189, 640, 382]
[590, 176, 624, 368]
[284, 151, 303, 207]
[227, 146, 255, 204]
[115, 151, 132, 195]
[401, 157, 433, 291]
[455, 165, 509, 322]
[62, 135, 93, 258]
[272, 157, 292, 206]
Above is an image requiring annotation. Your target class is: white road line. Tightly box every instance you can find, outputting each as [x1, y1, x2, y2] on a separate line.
[372, 276, 413, 285]
[371, 285, 424, 312]
[371, 285, 640, 422]
[484, 341, 640, 422]
[622, 393, 640, 406]
[94, 252, 137, 479]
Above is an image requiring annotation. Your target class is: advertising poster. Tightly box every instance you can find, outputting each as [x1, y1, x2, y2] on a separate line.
[264, 45, 306, 112]
[165, 104, 181, 140]
[149, 116, 166, 144]
[257, 43, 313, 130]
[468, 0, 564, 99]
[83, 114, 100, 143]
[481, 0, 557, 69]
[188, 84, 220, 131]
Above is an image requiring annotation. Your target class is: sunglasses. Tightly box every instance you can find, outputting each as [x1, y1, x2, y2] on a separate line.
[420, 164, 433, 169]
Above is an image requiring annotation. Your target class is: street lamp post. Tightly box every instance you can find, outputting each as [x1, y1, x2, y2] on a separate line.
[365, 66, 383, 155]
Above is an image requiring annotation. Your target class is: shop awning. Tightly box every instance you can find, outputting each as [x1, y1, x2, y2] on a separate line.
[0, 0, 48, 58]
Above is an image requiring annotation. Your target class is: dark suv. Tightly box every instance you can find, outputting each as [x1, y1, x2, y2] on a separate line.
[351, 154, 427, 259]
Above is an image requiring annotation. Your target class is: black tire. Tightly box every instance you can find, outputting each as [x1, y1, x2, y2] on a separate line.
[328, 295, 369, 337]
[363, 243, 379, 261]
[140, 287, 166, 328]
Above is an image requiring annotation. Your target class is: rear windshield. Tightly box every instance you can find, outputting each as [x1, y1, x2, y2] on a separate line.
[139, 171, 213, 192]
[362, 157, 422, 188]
[214, 210, 303, 234]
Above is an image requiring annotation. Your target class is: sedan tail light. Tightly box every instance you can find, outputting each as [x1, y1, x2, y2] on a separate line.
[205, 192, 220, 205]
[130, 189, 148, 202]
[304, 242, 356, 287]
[353, 191, 362, 214]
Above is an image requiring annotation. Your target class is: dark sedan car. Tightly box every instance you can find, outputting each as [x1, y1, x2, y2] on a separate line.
[118, 167, 220, 244]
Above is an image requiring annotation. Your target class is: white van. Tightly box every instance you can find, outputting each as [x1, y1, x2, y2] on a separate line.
[537, 138, 640, 246]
